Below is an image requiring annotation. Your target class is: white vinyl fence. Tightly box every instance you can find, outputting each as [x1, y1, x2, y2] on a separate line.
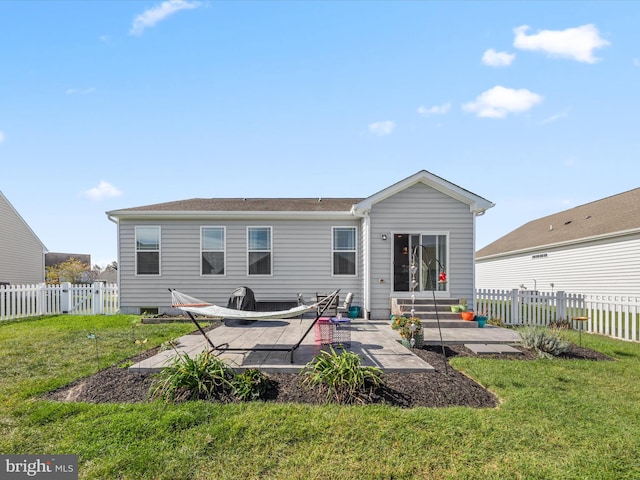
[476, 288, 640, 342]
[0, 282, 118, 321]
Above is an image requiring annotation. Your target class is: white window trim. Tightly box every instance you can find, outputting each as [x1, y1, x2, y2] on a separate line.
[200, 226, 226, 276]
[247, 226, 273, 276]
[135, 225, 161, 276]
[332, 226, 357, 277]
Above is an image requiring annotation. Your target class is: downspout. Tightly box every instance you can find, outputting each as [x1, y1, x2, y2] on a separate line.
[472, 211, 478, 312]
[362, 211, 371, 320]
[107, 214, 121, 288]
[471, 204, 490, 312]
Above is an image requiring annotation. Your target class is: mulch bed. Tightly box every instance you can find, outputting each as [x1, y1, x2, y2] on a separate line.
[44, 342, 612, 408]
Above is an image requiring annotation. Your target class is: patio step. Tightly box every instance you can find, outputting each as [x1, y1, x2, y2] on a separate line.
[392, 297, 476, 326]
[421, 319, 479, 328]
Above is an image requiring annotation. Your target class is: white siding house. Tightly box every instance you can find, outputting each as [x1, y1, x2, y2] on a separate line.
[476, 188, 640, 296]
[0, 191, 47, 284]
[107, 170, 494, 317]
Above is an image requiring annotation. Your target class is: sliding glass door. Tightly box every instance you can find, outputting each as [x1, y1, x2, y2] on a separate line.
[393, 233, 447, 292]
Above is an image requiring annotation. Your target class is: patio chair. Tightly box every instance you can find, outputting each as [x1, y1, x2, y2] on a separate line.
[337, 292, 354, 317]
[316, 292, 340, 316]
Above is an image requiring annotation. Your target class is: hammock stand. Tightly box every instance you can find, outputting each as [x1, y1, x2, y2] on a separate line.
[169, 289, 341, 363]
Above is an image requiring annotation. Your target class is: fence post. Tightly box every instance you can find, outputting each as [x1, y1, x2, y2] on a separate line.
[556, 291, 566, 322]
[37, 283, 46, 316]
[60, 282, 72, 314]
[510, 289, 519, 324]
[93, 283, 104, 315]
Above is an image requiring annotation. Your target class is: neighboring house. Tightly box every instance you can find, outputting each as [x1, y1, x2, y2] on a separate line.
[476, 188, 640, 296]
[45, 252, 91, 268]
[0, 191, 47, 284]
[106, 170, 494, 318]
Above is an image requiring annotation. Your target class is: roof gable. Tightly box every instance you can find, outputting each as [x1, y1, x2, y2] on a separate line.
[0, 191, 47, 251]
[352, 170, 494, 215]
[477, 187, 640, 258]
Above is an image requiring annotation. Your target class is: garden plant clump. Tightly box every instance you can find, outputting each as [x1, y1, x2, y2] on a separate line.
[301, 345, 383, 404]
[519, 326, 571, 358]
[149, 351, 273, 402]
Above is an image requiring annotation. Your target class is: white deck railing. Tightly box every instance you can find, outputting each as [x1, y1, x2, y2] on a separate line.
[476, 288, 640, 342]
[0, 282, 119, 321]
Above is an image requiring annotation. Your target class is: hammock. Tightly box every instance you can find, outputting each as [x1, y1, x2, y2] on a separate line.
[170, 289, 337, 320]
[170, 288, 341, 364]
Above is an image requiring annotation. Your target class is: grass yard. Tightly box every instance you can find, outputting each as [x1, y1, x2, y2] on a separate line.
[1, 314, 639, 479]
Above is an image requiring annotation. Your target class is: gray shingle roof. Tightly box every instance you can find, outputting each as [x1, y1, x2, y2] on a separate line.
[477, 187, 640, 258]
[113, 197, 365, 213]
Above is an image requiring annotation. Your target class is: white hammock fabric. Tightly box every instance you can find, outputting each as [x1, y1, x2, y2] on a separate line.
[171, 289, 336, 320]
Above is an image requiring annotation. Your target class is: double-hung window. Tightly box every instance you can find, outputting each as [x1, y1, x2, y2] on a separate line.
[136, 226, 160, 275]
[333, 227, 356, 275]
[248, 227, 272, 275]
[201, 227, 225, 275]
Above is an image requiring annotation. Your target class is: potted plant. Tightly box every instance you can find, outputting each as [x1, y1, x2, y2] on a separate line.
[475, 307, 488, 327]
[461, 311, 475, 321]
[391, 316, 423, 348]
[450, 298, 468, 313]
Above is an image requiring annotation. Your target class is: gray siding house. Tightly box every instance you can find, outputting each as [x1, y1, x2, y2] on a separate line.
[0, 191, 47, 284]
[476, 188, 640, 296]
[107, 171, 494, 318]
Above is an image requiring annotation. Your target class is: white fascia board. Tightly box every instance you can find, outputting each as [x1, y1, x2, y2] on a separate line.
[352, 170, 494, 216]
[106, 210, 356, 222]
[476, 227, 640, 261]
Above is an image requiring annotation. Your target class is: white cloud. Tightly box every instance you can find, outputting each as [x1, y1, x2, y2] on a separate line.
[0, 131, 4, 143]
[540, 108, 570, 125]
[66, 87, 96, 95]
[482, 49, 516, 67]
[633, 58, 640, 67]
[368, 121, 395, 136]
[83, 181, 123, 201]
[130, 0, 201, 36]
[417, 103, 451, 116]
[513, 24, 610, 63]
[462, 86, 542, 119]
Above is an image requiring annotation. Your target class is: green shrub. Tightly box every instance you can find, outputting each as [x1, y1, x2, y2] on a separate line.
[519, 327, 571, 359]
[301, 346, 383, 404]
[549, 318, 572, 330]
[149, 351, 235, 402]
[487, 316, 504, 327]
[232, 368, 270, 401]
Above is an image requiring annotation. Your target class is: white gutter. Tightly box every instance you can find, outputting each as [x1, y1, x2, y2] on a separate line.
[106, 210, 354, 221]
[362, 211, 371, 320]
[106, 214, 121, 288]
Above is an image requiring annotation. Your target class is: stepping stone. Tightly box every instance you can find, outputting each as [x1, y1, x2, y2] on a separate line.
[465, 344, 523, 355]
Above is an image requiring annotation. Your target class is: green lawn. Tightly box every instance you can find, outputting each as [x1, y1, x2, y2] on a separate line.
[1, 315, 639, 479]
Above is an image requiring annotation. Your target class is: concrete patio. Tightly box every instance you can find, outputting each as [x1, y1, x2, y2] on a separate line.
[129, 317, 522, 375]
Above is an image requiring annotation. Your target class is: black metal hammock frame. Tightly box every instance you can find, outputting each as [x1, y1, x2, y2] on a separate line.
[171, 289, 341, 364]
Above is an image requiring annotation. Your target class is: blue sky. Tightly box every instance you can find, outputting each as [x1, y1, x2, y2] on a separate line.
[1, 1, 638, 267]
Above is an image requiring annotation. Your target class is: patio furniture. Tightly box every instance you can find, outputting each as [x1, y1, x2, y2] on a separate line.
[170, 288, 340, 363]
[336, 292, 354, 317]
[330, 316, 351, 347]
[313, 316, 351, 347]
[316, 292, 340, 316]
[314, 317, 334, 345]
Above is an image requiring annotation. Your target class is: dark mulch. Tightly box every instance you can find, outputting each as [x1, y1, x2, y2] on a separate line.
[44, 342, 612, 408]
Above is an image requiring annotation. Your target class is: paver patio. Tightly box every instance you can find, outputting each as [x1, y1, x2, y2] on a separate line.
[129, 318, 521, 374]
